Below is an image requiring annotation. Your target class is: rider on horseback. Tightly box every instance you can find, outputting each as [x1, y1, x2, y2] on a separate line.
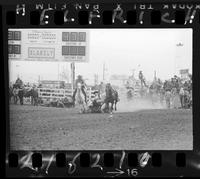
[73, 75, 87, 103]
[15, 77, 23, 88]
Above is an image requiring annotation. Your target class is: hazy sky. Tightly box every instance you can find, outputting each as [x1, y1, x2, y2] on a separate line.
[9, 29, 192, 85]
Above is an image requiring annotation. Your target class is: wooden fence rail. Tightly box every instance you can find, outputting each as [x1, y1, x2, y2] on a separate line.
[37, 87, 98, 100]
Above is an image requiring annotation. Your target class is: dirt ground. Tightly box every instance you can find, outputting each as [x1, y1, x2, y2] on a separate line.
[9, 104, 193, 150]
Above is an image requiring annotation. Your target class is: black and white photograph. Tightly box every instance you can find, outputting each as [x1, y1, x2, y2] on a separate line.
[9, 28, 193, 150]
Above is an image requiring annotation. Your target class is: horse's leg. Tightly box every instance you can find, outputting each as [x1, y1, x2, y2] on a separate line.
[16, 96, 18, 104]
[19, 95, 22, 105]
[109, 102, 113, 114]
[114, 101, 117, 111]
[34, 97, 36, 106]
[105, 103, 110, 113]
[20, 96, 23, 105]
[81, 102, 86, 113]
[111, 102, 114, 111]
[36, 98, 39, 106]
[33, 97, 36, 106]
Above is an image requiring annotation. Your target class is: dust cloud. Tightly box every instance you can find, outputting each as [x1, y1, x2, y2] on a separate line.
[115, 97, 166, 113]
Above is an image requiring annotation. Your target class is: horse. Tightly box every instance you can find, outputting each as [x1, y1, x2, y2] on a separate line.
[10, 83, 23, 104]
[73, 83, 87, 113]
[102, 84, 119, 113]
[12, 87, 19, 104]
[9, 85, 14, 103]
[23, 87, 39, 106]
[18, 87, 25, 105]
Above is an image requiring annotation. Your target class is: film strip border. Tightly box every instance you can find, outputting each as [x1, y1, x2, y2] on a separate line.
[3, 3, 200, 26]
[6, 151, 200, 177]
[3, 1, 200, 177]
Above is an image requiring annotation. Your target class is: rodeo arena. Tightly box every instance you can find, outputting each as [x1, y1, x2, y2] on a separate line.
[9, 29, 193, 150]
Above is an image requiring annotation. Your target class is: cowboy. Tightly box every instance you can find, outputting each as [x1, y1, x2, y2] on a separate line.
[15, 77, 23, 88]
[93, 91, 101, 107]
[75, 75, 86, 87]
[74, 75, 87, 103]
[88, 91, 102, 113]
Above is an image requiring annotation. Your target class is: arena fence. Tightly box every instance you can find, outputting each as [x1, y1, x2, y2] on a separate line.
[38, 88, 73, 99]
[38, 87, 98, 101]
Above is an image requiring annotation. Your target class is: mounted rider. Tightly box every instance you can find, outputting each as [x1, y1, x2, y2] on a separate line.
[73, 75, 87, 103]
[15, 77, 23, 88]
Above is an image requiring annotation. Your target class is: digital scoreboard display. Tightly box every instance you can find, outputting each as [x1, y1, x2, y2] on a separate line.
[8, 31, 21, 59]
[61, 31, 88, 61]
[62, 46, 86, 56]
[62, 32, 86, 42]
[8, 31, 21, 40]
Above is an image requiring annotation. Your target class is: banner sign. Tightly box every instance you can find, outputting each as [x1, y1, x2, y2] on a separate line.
[28, 48, 55, 59]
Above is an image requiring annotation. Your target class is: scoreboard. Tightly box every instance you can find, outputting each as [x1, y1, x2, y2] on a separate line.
[8, 31, 21, 59]
[61, 32, 87, 61]
[8, 29, 89, 63]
